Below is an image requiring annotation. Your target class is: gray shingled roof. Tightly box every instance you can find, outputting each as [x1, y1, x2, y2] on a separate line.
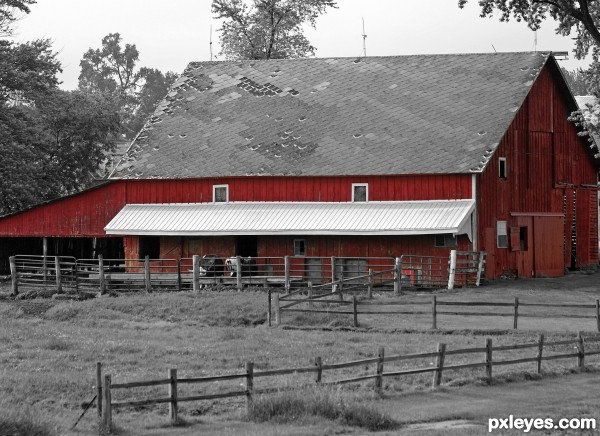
[110, 52, 551, 179]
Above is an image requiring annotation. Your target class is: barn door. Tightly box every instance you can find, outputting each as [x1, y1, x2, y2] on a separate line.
[513, 216, 533, 278]
[533, 216, 564, 277]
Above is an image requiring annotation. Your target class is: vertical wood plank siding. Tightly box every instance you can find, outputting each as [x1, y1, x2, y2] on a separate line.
[0, 174, 472, 238]
[478, 65, 599, 277]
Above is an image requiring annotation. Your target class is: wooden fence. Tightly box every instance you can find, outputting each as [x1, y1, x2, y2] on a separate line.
[8, 251, 485, 296]
[275, 292, 600, 332]
[96, 333, 600, 432]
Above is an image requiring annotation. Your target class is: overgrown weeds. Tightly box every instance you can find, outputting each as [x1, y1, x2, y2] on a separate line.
[248, 385, 399, 431]
[0, 406, 56, 436]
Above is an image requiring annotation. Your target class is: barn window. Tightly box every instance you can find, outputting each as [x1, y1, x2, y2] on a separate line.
[352, 183, 368, 202]
[294, 239, 306, 256]
[139, 236, 160, 259]
[499, 157, 507, 179]
[435, 234, 457, 247]
[497, 221, 508, 248]
[213, 184, 229, 203]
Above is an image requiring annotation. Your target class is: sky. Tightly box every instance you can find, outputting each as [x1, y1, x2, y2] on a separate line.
[11, 0, 592, 91]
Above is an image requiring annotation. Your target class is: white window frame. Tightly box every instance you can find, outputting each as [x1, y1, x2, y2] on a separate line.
[499, 157, 507, 179]
[434, 234, 458, 248]
[497, 220, 508, 248]
[352, 183, 368, 202]
[213, 184, 229, 203]
[293, 239, 306, 256]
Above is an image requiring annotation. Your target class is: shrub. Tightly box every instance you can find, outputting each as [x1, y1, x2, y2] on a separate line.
[248, 385, 398, 431]
[0, 408, 55, 436]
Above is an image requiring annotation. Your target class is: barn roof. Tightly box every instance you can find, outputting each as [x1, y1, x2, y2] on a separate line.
[104, 200, 475, 237]
[110, 52, 553, 179]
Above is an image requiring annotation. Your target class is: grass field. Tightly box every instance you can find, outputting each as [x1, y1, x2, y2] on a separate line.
[1, 271, 599, 435]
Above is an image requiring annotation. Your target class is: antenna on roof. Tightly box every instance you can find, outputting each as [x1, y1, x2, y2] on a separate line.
[210, 23, 214, 61]
[362, 17, 367, 57]
[491, 44, 497, 53]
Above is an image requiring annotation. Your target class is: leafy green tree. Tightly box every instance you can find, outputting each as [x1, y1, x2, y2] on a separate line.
[212, 0, 337, 60]
[79, 33, 177, 138]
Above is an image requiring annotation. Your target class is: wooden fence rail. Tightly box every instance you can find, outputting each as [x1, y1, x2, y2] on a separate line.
[98, 333, 600, 432]
[275, 292, 600, 332]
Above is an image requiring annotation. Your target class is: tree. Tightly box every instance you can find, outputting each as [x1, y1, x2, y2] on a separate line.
[0, 90, 120, 215]
[561, 66, 590, 95]
[79, 33, 177, 138]
[129, 67, 178, 135]
[0, 0, 35, 36]
[0, 38, 60, 105]
[0, 5, 120, 215]
[458, 1, 600, 59]
[459, 1, 600, 144]
[212, 0, 337, 60]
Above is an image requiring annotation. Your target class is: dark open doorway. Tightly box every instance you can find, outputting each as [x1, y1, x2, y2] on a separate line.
[235, 236, 258, 257]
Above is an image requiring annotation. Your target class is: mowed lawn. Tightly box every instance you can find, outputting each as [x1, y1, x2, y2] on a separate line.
[1, 271, 600, 435]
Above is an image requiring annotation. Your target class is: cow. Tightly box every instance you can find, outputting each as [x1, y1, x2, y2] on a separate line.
[198, 254, 224, 277]
[225, 256, 257, 277]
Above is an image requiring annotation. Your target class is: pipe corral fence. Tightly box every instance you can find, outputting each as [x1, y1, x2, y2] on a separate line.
[7, 251, 486, 296]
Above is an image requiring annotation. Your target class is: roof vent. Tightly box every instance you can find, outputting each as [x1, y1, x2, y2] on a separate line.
[353, 133, 363, 139]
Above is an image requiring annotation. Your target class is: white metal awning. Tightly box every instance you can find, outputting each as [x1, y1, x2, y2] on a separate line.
[105, 200, 475, 238]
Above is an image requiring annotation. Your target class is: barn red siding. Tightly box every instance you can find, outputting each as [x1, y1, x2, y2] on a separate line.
[0, 174, 472, 237]
[478, 65, 598, 278]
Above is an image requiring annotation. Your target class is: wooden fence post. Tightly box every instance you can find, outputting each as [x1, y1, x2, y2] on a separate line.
[375, 347, 384, 394]
[432, 343, 446, 388]
[176, 259, 182, 292]
[330, 256, 336, 291]
[43, 237, 48, 285]
[9, 256, 18, 296]
[577, 331, 585, 370]
[267, 289, 272, 327]
[315, 356, 322, 383]
[485, 338, 493, 384]
[144, 255, 151, 293]
[102, 374, 112, 432]
[447, 250, 457, 290]
[169, 368, 178, 423]
[596, 300, 600, 332]
[284, 256, 291, 294]
[55, 256, 62, 293]
[96, 362, 102, 418]
[274, 293, 280, 326]
[192, 255, 200, 292]
[236, 256, 242, 291]
[367, 269, 373, 299]
[393, 257, 402, 296]
[308, 282, 313, 308]
[245, 362, 254, 415]
[353, 295, 358, 327]
[513, 297, 519, 329]
[537, 333, 544, 374]
[98, 255, 106, 295]
[432, 295, 437, 330]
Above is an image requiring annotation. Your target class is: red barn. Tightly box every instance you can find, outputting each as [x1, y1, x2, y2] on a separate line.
[0, 52, 597, 279]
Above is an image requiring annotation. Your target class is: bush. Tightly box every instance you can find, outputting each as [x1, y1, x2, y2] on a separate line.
[0, 408, 55, 436]
[248, 385, 398, 431]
